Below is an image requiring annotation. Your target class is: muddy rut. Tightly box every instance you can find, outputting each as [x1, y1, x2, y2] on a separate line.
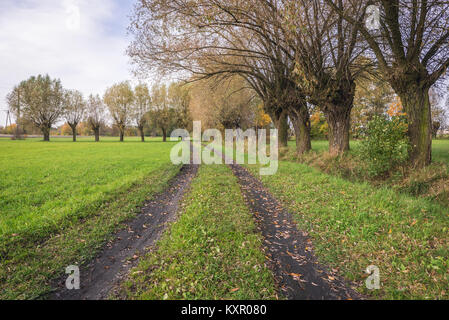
[229, 164, 363, 300]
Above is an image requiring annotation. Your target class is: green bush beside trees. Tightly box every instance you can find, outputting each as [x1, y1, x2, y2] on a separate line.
[360, 115, 410, 177]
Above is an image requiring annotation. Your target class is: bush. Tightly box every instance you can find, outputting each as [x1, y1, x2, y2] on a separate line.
[359, 115, 410, 177]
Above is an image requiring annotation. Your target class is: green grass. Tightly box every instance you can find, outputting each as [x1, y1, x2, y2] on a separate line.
[432, 140, 449, 163]
[0, 137, 174, 248]
[246, 161, 449, 299]
[0, 138, 181, 299]
[286, 138, 449, 206]
[121, 164, 277, 300]
[291, 139, 449, 163]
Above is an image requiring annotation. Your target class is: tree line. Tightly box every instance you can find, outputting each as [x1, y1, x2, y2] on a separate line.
[127, 0, 449, 168]
[6, 75, 191, 142]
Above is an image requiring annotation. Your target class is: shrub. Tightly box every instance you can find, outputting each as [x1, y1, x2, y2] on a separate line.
[359, 115, 410, 177]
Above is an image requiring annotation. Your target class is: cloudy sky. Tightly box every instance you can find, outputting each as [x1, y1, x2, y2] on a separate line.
[0, 0, 135, 126]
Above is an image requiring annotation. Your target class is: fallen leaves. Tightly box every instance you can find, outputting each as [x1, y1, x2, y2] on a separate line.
[288, 273, 302, 278]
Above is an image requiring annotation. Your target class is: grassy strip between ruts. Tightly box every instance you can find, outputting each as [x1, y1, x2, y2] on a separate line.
[0, 165, 181, 300]
[245, 161, 448, 299]
[120, 164, 278, 300]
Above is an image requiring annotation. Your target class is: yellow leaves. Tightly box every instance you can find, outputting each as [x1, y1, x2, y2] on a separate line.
[310, 112, 321, 125]
[288, 273, 302, 278]
[230, 288, 239, 293]
[387, 97, 407, 117]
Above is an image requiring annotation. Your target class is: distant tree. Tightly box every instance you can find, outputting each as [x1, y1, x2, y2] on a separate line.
[189, 76, 257, 132]
[310, 111, 329, 140]
[430, 89, 446, 138]
[168, 82, 192, 131]
[59, 123, 72, 136]
[86, 94, 107, 142]
[64, 90, 86, 142]
[132, 83, 151, 142]
[352, 72, 396, 137]
[150, 84, 178, 142]
[7, 74, 65, 141]
[104, 82, 134, 142]
[5, 87, 24, 139]
[3, 124, 17, 135]
[254, 103, 272, 132]
[77, 121, 92, 136]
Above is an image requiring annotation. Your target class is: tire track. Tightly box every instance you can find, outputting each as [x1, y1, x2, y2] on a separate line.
[204, 143, 363, 299]
[50, 163, 198, 300]
[229, 163, 363, 300]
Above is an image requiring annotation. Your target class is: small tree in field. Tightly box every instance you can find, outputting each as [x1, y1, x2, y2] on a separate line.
[7, 75, 65, 141]
[104, 82, 134, 142]
[86, 94, 107, 142]
[6, 87, 24, 139]
[64, 90, 86, 142]
[133, 83, 151, 142]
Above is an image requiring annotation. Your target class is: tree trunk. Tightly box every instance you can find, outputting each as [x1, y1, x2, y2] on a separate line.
[162, 128, 167, 142]
[273, 109, 289, 147]
[119, 129, 124, 142]
[94, 128, 100, 142]
[323, 106, 351, 155]
[69, 124, 77, 142]
[399, 86, 432, 167]
[290, 107, 311, 155]
[42, 126, 50, 142]
[139, 126, 145, 142]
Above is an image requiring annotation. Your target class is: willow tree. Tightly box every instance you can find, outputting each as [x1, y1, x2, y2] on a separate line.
[243, 60, 310, 153]
[86, 94, 107, 142]
[104, 82, 134, 142]
[133, 83, 151, 142]
[7, 74, 65, 141]
[6, 87, 25, 139]
[327, 0, 449, 166]
[150, 84, 178, 142]
[127, 0, 311, 151]
[284, 0, 370, 155]
[168, 82, 193, 132]
[64, 90, 86, 142]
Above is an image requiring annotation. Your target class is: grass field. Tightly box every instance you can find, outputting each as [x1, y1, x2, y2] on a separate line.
[0, 137, 181, 299]
[121, 164, 277, 300]
[1, 136, 448, 300]
[432, 140, 449, 163]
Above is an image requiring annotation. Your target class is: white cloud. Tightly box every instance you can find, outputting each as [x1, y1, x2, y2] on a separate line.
[0, 0, 133, 125]
[64, 0, 81, 32]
